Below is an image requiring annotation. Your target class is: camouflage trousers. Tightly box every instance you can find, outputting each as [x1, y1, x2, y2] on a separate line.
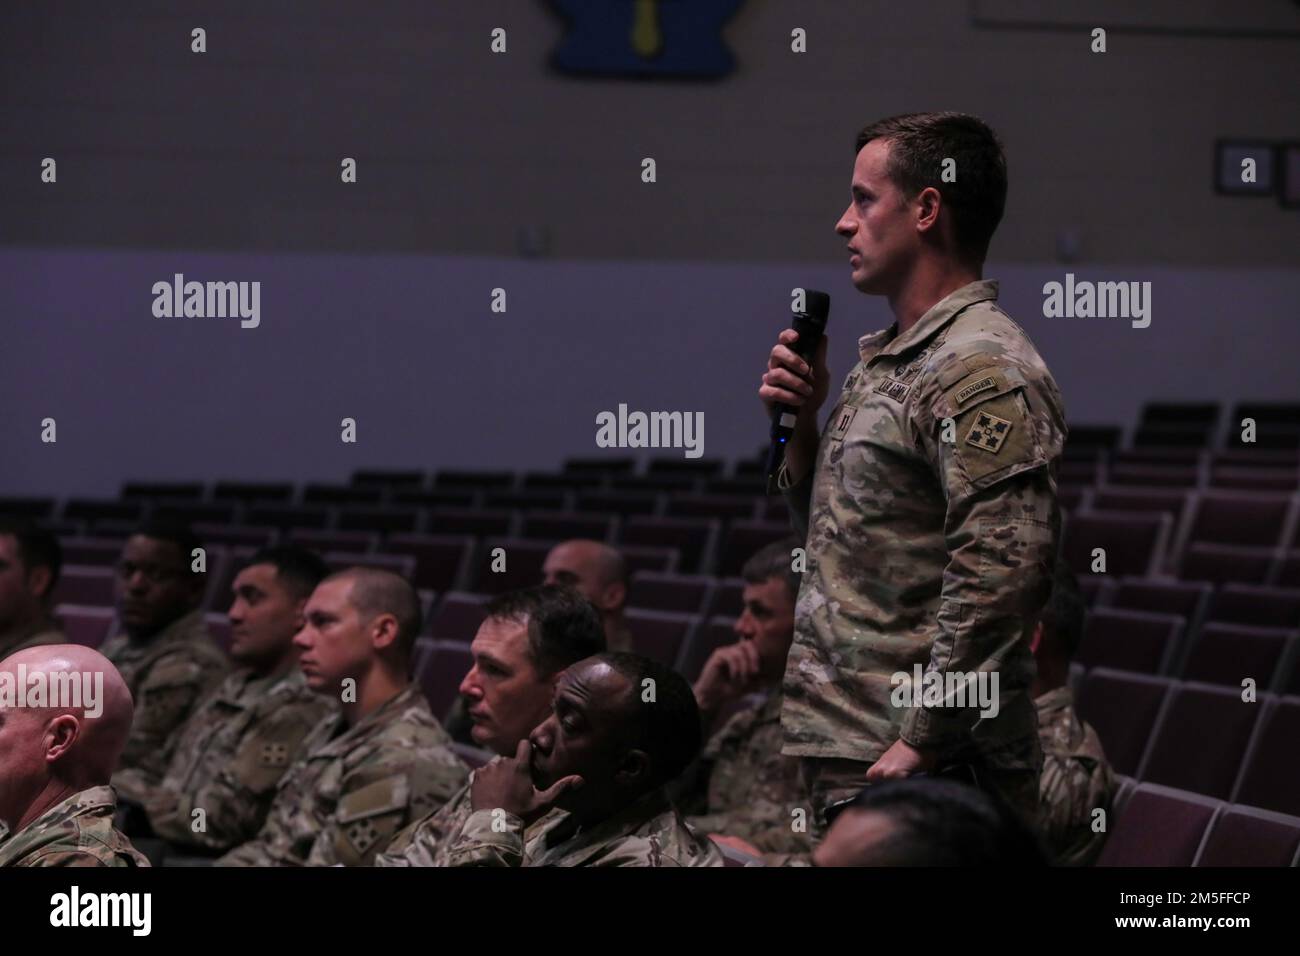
[800, 756, 1041, 839]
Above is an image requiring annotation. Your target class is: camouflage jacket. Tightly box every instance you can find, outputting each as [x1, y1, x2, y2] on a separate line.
[1037, 686, 1116, 866]
[0, 786, 148, 867]
[216, 685, 468, 867]
[117, 666, 333, 852]
[0, 619, 65, 661]
[443, 787, 724, 867]
[682, 690, 812, 854]
[779, 280, 1063, 771]
[102, 610, 229, 783]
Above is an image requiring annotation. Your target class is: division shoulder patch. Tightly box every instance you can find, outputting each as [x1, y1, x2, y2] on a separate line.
[965, 410, 1013, 453]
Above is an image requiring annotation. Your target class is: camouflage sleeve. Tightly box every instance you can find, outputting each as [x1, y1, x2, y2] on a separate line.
[306, 746, 468, 867]
[121, 654, 227, 781]
[443, 809, 526, 867]
[146, 705, 321, 851]
[776, 461, 814, 543]
[18, 850, 125, 867]
[214, 838, 277, 867]
[899, 363, 1060, 752]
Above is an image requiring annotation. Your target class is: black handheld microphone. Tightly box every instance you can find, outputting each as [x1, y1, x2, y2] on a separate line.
[766, 289, 831, 493]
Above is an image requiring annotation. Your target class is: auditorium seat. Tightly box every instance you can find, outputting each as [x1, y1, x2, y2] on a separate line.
[1230, 403, 1300, 447]
[718, 522, 793, 577]
[665, 495, 757, 521]
[612, 475, 699, 494]
[413, 639, 473, 721]
[324, 551, 417, 581]
[1275, 551, 1300, 588]
[626, 571, 713, 615]
[1178, 623, 1293, 689]
[574, 491, 660, 516]
[426, 592, 491, 641]
[623, 609, 697, 668]
[1209, 468, 1299, 491]
[0, 497, 56, 519]
[471, 538, 550, 593]
[211, 481, 294, 503]
[205, 612, 233, 656]
[1098, 783, 1221, 867]
[705, 477, 767, 496]
[1061, 511, 1171, 578]
[1194, 804, 1300, 867]
[1180, 491, 1295, 552]
[53, 604, 116, 648]
[434, 470, 515, 490]
[1231, 696, 1300, 817]
[122, 481, 205, 501]
[521, 471, 603, 491]
[1059, 460, 1101, 485]
[484, 491, 568, 512]
[58, 537, 125, 567]
[1205, 584, 1300, 629]
[678, 615, 738, 683]
[51, 565, 117, 608]
[1138, 682, 1260, 799]
[63, 499, 144, 525]
[288, 529, 377, 554]
[1075, 575, 1111, 607]
[154, 502, 238, 525]
[386, 534, 473, 592]
[193, 524, 277, 547]
[1087, 486, 1193, 526]
[246, 505, 330, 530]
[618, 545, 680, 576]
[392, 489, 478, 509]
[1076, 669, 1171, 776]
[519, 511, 613, 543]
[563, 457, 636, 476]
[1076, 608, 1183, 675]
[620, 517, 718, 575]
[428, 508, 514, 537]
[1063, 425, 1122, 453]
[1107, 577, 1210, 619]
[1179, 544, 1276, 585]
[336, 508, 423, 534]
[648, 458, 725, 477]
[1105, 464, 1199, 488]
[350, 469, 425, 490]
[704, 578, 746, 619]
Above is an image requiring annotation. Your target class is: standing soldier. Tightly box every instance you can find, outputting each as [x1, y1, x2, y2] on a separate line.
[759, 113, 1065, 830]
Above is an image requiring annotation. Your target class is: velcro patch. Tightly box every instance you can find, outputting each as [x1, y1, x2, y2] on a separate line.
[260, 742, 290, 768]
[874, 378, 909, 403]
[955, 376, 997, 405]
[965, 411, 1013, 453]
[829, 405, 858, 439]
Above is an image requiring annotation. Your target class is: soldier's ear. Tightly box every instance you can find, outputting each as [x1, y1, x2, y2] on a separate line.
[1029, 622, 1044, 655]
[45, 714, 81, 762]
[614, 748, 652, 787]
[370, 612, 400, 652]
[26, 565, 53, 601]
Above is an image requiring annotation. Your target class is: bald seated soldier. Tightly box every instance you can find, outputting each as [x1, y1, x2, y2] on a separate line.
[376, 585, 606, 865]
[116, 546, 335, 854]
[441, 653, 723, 867]
[0, 518, 65, 659]
[218, 568, 467, 866]
[101, 522, 228, 784]
[812, 777, 1045, 867]
[0, 645, 148, 866]
[1032, 561, 1115, 866]
[542, 540, 634, 653]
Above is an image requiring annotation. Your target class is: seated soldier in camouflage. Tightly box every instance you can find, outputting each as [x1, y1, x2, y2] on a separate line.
[675, 538, 811, 858]
[0, 645, 148, 867]
[440, 653, 723, 867]
[101, 522, 229, 785]
[376, 585, 606, 866]
[116, 546, 334, 855]
[0, 518, 66, 659]
[1031, 561, 1116, 866]
[218, 567, 467, 866]
[812, 777, 1046, 867]
[541, 540, 634, 653]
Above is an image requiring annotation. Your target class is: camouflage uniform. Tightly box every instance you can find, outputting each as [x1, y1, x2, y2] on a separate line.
[0, 786, 148, 867]
[778, 280, 1064, 827]
[216, 685, 468, 866]
[680, 690, 812, 855]
[1036, 686, 1116, 866]
[442, 787, 724, 867]
[101, 609, 229, 783]
[116, 666, 333, 853]
[0, 619, 65, 661]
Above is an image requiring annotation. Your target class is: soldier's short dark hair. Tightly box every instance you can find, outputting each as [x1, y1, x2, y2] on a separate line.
[1038, 560, 1086, 659]
[131, 519, 204, 575]
[244, 546, 329, 600]
[855, 112, 1007, 264]
[484, 585, 607, 676]
[327, 567, 421, 660]
[596, 652, 701, 787]
[0, 517, 63, 596]
[740, 536, 802, 603]
[842, 777, 1046, 866]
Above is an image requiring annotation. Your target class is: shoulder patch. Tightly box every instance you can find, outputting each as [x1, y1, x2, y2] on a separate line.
[337, 775, 410, 824]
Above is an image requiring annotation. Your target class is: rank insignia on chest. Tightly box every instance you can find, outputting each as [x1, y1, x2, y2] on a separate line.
[829, 405, 858, 440]
[260, 742, 289, 768]
[873, 378, 909, 403]
[965, 411, 1013, 453]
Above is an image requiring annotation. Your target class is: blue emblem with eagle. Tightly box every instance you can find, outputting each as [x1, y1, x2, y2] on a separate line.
[548, 0, 744, 78]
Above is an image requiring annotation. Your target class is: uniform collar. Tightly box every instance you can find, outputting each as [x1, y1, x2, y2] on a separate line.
[858, 279, 1000, 363]
[1034, 685, 1075, 715]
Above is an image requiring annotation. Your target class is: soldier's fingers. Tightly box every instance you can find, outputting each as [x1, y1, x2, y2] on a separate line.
[768, 344, 811, 376]
[764, 367, 814, 395]
[536, 774, 585, 807]
[778, 328, 800, 346]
